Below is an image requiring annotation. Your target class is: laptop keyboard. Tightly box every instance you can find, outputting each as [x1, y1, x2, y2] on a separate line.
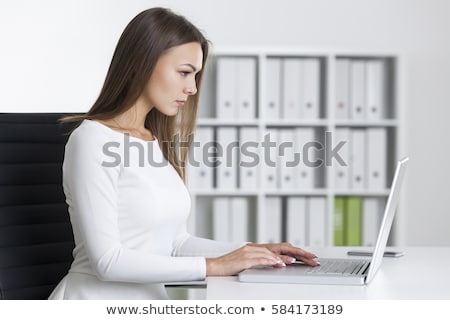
[307, 259, 367, 275]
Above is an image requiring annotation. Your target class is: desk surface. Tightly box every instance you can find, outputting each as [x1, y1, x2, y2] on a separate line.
[205, 247, 450, 300]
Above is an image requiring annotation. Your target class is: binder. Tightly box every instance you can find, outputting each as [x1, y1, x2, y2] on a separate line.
[366, 60, 386, 120]
[262, 197, 282, 243]
[236, 58, 256, 120]
[239, 127, 259, 190]
[264, 128, 279, 190]
[230, 197, 249, 243]
[302, 58, 321, 119]
[308, 197, 327, 246]
[282, 58, 302, 119]
[198, 61, 215, 118]
[216, 127, 238, 190]
[367, 128, 387, 190]
[349, 128, 366, 190]
[333, 127, 350, 190]
[349, 60, 366, 120]
[294, 127, 315, 190]
[213, 197, 230, 242]
[216, 57, 237, 119]
[266, 58, 282, 119]
[278, 128, 297, 190]
[362, 197, 382, 246]
[335, 59, 350, 119]
[345, 197, 362, 246]
[286, 197, 307, 247]
[189, 127, 214, 190]
[334, 197, 345, 246]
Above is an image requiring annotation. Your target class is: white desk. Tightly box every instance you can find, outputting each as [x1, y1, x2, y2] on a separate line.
[205, 247, 450, 299]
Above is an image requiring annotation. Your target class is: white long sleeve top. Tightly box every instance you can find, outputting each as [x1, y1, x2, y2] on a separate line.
[49, 120, 243, 299]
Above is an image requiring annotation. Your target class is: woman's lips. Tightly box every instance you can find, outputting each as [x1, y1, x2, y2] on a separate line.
[176, 100, 185, 107]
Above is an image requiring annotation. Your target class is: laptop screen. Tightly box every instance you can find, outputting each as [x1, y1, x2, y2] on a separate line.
[365, 157, 409, 283]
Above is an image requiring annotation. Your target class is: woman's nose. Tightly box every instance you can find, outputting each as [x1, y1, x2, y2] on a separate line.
[184, 82, 197, 95]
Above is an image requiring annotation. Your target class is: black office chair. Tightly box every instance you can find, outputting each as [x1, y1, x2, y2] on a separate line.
[0, 113, 78, 299]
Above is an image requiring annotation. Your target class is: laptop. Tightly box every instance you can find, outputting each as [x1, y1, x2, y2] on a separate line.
[239, 157, 409, 286]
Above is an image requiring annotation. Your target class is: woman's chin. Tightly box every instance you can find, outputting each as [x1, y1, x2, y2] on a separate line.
[155, 107, 180, 117]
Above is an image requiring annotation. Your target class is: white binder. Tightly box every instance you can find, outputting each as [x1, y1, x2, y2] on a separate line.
[213, 197, 230, 242]
[278, 128, 297, 190]
[294, 127, 315, 190]
[230, 197, 249, 243]
[198, 61, 215, 119]
[282, 58, 302, 119]
[264, 128, 279, 190]
[335, 59, 350, 119]
[236, 58, 257, 120]
[266, 58, 282, 119]
[216, 57, 237, 119]
[262, 197, 282, 243]
[349, 128, 366, 189]
[307, 197, 327, 246]
[189, 127, 214, 190]
[286, 197, 307, 247]
[349, 60, 366, 120]
[302, 58, 321, 119]
[239, 127, 259, 190]
[366, 60, 386, 120]
[367, 127, 387, 190]
[333, 127, 351, 190]
[216, 127, 238, 190]
[362, 197, 383, 246]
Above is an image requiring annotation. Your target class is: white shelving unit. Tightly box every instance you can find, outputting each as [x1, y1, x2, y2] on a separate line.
[187, 46, 404, 247]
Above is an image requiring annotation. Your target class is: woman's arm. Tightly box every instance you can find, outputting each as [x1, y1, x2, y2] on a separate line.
[172, 226, 318, 276]
[64, 129, 206, 283]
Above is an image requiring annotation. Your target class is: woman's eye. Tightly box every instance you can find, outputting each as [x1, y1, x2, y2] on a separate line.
[180, 71, 191, 76]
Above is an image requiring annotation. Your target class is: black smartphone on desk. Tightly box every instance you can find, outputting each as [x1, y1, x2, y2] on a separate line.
[347, 250, 404, 258]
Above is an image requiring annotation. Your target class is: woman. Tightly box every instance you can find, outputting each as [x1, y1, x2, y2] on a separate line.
[49, 7, 318, 300]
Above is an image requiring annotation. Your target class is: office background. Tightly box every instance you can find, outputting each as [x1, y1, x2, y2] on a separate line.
[0, 0, 448, 246]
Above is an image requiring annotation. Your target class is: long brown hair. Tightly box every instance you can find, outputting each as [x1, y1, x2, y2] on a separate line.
[62, 7, 209, 182]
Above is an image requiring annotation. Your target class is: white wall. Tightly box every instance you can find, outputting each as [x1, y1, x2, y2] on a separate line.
[1, 0, 449, 245]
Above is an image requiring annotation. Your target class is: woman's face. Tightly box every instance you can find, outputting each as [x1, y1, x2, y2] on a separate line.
[139, 41, 203, 116]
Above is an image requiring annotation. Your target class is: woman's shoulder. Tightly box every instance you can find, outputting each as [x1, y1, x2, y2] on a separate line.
[66, 119, 123, 151]
[64, 120, 125, 169]
[68, 119, 120, 141]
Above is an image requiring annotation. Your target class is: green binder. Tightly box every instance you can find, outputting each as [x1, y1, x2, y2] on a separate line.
[345, 197, 362, 246]
[334, 197, 345, 246]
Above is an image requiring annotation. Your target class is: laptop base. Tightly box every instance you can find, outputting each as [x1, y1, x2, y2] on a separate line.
[238, 262, 368, 286]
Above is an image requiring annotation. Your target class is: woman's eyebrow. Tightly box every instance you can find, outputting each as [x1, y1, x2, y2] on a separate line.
[180, 63, 201, 72]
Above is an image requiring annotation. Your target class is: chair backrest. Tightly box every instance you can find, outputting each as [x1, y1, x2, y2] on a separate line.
[0, 113, 77, 299]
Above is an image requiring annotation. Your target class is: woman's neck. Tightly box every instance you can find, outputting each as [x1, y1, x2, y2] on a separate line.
[116, 103, 153, 131]
[102, 104, 155, 141]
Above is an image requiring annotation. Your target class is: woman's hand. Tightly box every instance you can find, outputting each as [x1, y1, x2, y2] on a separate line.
[205, 243, 319, 276]
[246, 242, 319, 266]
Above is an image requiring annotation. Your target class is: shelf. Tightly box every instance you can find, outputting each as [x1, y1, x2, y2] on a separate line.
[264, 119, 329, 127]
[190, 189, 390, 197]
[265, 189, 329, 196]
[197, 118, 259, 126]
[196, 119, 398, 127]
[197, 119, 398, 127]
[334, 120, 398, 127]
[333, 189, 391, 197]
[189, 48, 402, 247]
[190, 190, 259, 196]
